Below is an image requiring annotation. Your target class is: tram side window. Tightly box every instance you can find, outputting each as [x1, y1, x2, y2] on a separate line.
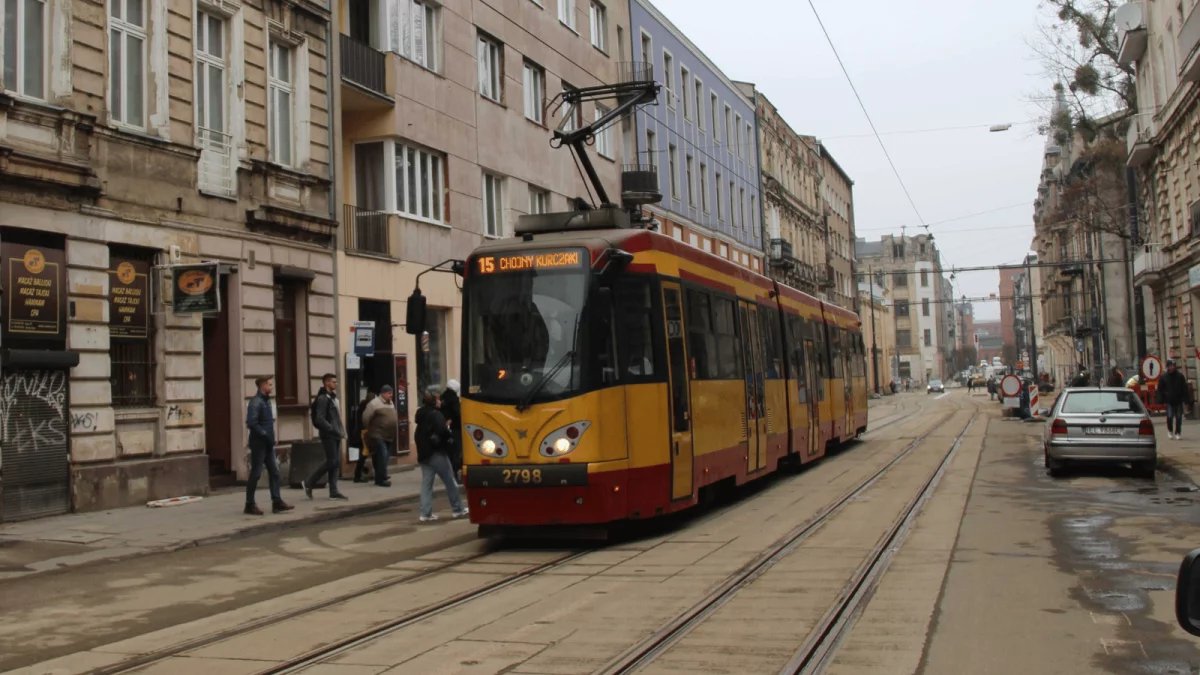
[830, 328, 844, 379]
[712, 295, 741, 379]
[615, 278, 661, 384]
[685, 288, 715, 379]
[812, 321, 827, 378]
[761, 306, 783, 379]
[788, 315, 806, 383]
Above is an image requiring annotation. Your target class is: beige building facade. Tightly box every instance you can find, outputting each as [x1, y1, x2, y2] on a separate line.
[858, 284, 896, 394]
[0, 0, 338, 519]
[333, 0, 630, 462]
[820, 145, 856, 311]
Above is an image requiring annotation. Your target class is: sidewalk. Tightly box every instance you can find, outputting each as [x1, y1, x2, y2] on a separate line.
[0, 466, 448, 582]
[1156, 423, 1200, 485]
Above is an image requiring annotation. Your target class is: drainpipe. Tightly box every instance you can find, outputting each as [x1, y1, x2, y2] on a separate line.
[752, 89, 768, 273]
[327, 7, 344, 431]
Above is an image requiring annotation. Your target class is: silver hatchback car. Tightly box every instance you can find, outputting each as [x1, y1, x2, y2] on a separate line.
[1043, 387, 1157, 478]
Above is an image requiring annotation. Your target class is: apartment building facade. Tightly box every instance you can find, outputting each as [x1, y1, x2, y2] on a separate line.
[333, 0, 630, 461]
[819, 144, 857, 311]
[855, 233, 949, 382]
[629, 0, 763, 272]
[858, 275, 896, 392]
[0, 0, 338, 519]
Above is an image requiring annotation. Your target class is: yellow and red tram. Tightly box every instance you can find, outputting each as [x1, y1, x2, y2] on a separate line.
[459, 227, 869, 529]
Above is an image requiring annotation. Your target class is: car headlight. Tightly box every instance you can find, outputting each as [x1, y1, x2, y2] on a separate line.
[465, 425, 509, 458]
[540, 421, 592, 458]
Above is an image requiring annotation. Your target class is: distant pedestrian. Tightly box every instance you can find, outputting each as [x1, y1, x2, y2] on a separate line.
[362, 385, 398, 487]
[967, 379, 974, 395]
[1069, 368, 1091, 388]
[1157, 360, 1193, 440]
[441, 379, 464, 487]
[354, 392, 376, 483]
[303, 373, 349, 501]
[1106, 367, 1125, 388]
[416, 391, 468, 522]
[904, 379, 911, 393]
[244, 376, 293, 516]
[987, 378, 996, 400]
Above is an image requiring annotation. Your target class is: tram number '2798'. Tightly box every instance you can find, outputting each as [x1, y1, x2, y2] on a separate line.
[503, 469, 543, 485]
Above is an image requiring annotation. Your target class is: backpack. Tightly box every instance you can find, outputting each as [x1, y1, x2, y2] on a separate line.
[309, 390, 323, 428]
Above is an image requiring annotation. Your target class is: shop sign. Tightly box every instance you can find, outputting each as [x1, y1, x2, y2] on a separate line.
[171, 263, 220, 314]
[108, 258, 150, 338]
[3, 241, 66, 347]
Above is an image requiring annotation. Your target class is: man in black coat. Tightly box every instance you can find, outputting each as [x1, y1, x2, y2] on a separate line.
[1158, 360, 1193, 440]
[441, 379, 463, 486]
[303, 373, 348, 501]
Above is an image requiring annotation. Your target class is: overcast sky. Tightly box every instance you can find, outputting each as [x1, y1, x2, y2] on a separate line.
[653, 0, 1048, 320]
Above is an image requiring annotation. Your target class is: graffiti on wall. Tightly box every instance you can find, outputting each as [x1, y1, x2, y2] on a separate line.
[0, 370, 67, 450]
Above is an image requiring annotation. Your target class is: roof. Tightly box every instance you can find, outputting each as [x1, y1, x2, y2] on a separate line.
[855, 238, 883, 258]
[816, 142, 854, 187]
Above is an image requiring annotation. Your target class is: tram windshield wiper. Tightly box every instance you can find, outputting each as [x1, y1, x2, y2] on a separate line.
[516, 317, 580, 413]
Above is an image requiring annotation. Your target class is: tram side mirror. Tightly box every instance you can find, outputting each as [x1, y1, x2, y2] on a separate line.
[1176, 548, 1200, 637]
[406, 289, 427, 336]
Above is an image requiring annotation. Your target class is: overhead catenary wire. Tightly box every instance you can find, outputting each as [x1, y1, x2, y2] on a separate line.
[821, 120, 1039, 141]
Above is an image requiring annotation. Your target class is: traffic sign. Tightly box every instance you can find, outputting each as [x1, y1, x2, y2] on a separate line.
[1142, 355, 1163, 381]
[1000, 374, 1022, 398]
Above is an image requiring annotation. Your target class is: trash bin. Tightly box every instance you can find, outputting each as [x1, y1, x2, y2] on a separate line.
[288, 440, 327, 489]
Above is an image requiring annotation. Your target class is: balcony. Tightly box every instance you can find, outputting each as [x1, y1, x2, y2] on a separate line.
[769, 238, 794, 268]
[1117, 3, 1147, 65]
[1133, 247, 1166, 285]
[1126, 112, 1157, 167]
[344, 204, 390, 256]
[340, 34, 392, 111]
[1181, 0, 1200, 82]
[197, 128, 235, 197]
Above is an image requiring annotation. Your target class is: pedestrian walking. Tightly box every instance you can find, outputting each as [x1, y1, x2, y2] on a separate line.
[303, 373, 349, 501]
[967, 379, 974, 395]
[1069, 367, 1091, 388]
[441, 379, 464, 487]
[1157, 360, 1193, 440]
[416, 391, 468, 522]
[362, 385, 397, 487]
[1106, 367, 1125, 387]
[244, 376, 293, 515]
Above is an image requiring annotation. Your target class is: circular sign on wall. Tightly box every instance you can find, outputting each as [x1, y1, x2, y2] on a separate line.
[1142, 355, 1163, 381]
[1000, 374, 1022, 398]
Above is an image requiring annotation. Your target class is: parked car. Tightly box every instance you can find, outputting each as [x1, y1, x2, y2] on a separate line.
[927, 379, 945, 394]
[1042, 387, 1156, 478]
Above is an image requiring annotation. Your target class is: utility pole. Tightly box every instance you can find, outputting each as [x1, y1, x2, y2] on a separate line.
[869, 268, 881, 394]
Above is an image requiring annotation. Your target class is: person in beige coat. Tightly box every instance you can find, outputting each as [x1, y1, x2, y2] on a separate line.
[362, 385, 398, 487]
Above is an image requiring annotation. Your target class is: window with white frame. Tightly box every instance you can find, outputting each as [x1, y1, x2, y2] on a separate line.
[3, 0, 47, 98]
[523, 60, 544, 123]
[745, 123, 753, 161]
[668, 144, 679, 200]
[714, 171, 723, 219]
[680, 65, 691, 119]
[268, 41, 294, 166]
[558, 0, 575, 30]
[662, 50, 673, 107]
[729, 180, 735, 225]
[589, 1, 606, 50]
[685, 154, 694, 206]
[645, 128, 656, 168]
[561, 79, 580, 132]
[195, 12, 226, 138]
[394, 140, 445, 222]
[750, 194, 756, 230]
[700, 163, 709, 212]
[477, 32, 502, 102]
[724, 105, 732, 151]
[391, 0, 438, 71]
[594, 104, 612, 158]
[483, 172, 504, 237]
[109, 0, 147, 128]
[734, 113, 743, 158]
[529, 186, 548, 214]
[695, 78, 704, 130]
[739, 187, 746, 230]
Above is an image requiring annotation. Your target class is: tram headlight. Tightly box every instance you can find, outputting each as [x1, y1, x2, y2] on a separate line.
[465, 425, 508, 458]
[541, 421, 592, 458]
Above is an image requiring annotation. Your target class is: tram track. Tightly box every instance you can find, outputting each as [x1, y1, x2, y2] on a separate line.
[594, 398, 978, 675]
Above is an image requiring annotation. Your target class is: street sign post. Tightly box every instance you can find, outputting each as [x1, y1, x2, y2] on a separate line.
[1001, 374, 1022, 409]
[1142, 355, 1163, 382]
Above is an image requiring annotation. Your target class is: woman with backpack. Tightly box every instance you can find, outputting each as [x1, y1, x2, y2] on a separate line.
[415, 391, 468, 522]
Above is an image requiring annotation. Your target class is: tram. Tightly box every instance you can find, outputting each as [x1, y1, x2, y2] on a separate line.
[458, 227, 869, 530]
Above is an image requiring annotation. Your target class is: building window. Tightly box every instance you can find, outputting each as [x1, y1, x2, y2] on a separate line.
[924, 329, 932, 347]
[645, 128, 656, 167]
[560, 79, 580, 131]
[895, 300, 909, 317]
[662, 50, 674, 107]
[595, 104, 612, 158]
[483, 171, 504, 237]
[894, 271, 907, 287]
[920, 269, 929, 287]
[392, 0, 438, 70]
[268, 41, 294, 166]
[477, 33, 502, 102]
[745, 123, 753, 162]
[735, 113, 743, 159]
[394, 141, 445, 223]
[589, 1, 606, 50]
[426, 308, 449, 387]
[729, 180, 735, 227]
[897, 329, 911, 349]
[685, 154, 695, 206]
[695, 78, 704, 130]
[714, 171, 722, 220]
[4, 0, 46, 98]
[109, 246, 156, 408]
[523, 60, 544, 123]
[558, 0, 575, 30]
[274, 283, 302, 405]
[109, 0, 147, 128]
[739, 187, 746, 231]
[668, 144, 679, 200]
[710, 92, 719, 140]
[680, 65, 691, 119]
[529, 186, 548, 214]
[922, 298, 930, 316]
[700, 163, 709, 212]
[640, 31, 651, 67]
[724, 105, 733, 151]
[195, 11, 232, 195]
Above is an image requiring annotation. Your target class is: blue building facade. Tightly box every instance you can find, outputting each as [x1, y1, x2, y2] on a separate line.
[628, 0, 763, 271]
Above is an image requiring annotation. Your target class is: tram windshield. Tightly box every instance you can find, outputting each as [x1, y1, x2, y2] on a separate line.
[463, 256, 589, 405]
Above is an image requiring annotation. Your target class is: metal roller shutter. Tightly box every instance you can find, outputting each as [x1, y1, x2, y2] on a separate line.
[0, 369, 70, 521]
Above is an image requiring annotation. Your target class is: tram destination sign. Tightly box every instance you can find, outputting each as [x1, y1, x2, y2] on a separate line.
[474, 249, 586, 275]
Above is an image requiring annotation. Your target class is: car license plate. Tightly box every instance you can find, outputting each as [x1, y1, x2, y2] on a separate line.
[1085, 427, 1123, 436]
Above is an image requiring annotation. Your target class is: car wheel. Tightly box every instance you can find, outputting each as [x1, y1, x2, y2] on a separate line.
[1134, 460, 1157, 480]
[1046, 450, 1066, 478]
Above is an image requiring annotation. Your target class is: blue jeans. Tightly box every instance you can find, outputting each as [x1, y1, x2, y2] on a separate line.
[1168, 404, 1185, 435]
[371, 438, 391, 484]
[246, 438, 282, 505]
[420, 451, 465, 518]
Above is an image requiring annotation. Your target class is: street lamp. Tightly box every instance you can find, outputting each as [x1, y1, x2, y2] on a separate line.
[989, 123, 1013, 132]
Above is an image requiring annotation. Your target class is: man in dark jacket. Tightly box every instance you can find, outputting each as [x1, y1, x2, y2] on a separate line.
[303, 373, 348, 500]
[1158, 360, 1193, 439]
[416, 391, 467, 522]
[441, 379, 463, 486]
[245, 376, 293, 515]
